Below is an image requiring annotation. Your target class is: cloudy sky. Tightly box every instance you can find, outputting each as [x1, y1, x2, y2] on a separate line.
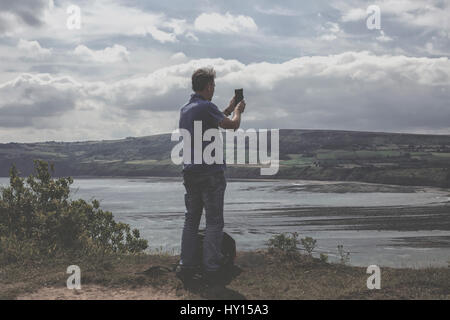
[0, 0, 449, 143]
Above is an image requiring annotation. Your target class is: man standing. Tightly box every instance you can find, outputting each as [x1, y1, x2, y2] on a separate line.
[176, 67, 246, 284]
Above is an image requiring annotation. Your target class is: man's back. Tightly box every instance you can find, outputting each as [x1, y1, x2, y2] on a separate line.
[179, 93, 225, 173]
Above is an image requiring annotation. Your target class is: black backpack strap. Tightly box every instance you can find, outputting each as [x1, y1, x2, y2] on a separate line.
[137, 265, 173, 276]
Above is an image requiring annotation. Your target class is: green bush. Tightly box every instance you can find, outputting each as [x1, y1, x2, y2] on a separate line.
[319, 253, 328, 263]
[0, 160, 148, 265]
[300, 236, 317, 256]
[266, 232, 299, 254]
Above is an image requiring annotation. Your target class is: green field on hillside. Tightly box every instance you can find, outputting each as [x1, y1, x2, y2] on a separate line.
[0, 129, 448, 187]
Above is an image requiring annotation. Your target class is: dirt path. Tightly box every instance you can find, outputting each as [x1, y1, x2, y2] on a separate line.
[16, 285, 183, 300]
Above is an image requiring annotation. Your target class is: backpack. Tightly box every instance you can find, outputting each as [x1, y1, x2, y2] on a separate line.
[195, 229, 236, 269]
[173, 230, 241, 287]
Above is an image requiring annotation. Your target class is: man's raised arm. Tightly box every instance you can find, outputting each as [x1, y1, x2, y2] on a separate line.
[219, 100, 246, 130]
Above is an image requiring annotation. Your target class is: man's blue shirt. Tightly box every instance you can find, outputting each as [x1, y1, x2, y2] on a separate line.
[179, 93, 226, 174]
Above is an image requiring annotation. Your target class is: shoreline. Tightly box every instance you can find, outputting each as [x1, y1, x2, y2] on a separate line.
[4, 174, 445, 190]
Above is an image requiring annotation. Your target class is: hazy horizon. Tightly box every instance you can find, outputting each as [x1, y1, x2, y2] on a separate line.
[2, 127, 450, 145]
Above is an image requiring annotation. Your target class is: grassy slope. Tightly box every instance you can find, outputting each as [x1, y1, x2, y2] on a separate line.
[1, 251, 449, 300]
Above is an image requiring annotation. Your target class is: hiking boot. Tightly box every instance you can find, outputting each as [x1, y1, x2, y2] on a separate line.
[175, 265, 197, 282]
[202, 269, 226, 286]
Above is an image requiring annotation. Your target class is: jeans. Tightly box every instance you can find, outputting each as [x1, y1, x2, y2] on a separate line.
[180, 170, 227, 272]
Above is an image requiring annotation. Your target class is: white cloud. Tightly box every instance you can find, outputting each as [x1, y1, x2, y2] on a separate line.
[163, 18, 188, 35]
[194, 12, 258, 34]
[377, 30, 393, 42]
[320, 34, 337, 41]
[327, 22, 341, 34]
[383, 0, 450, 32]
[73, 44, 130, 63]
[337, 0, 450, 33]
[0, 73, 81, 129]
[13, 0, 193, 44]
[1, 52, 449, 142]
[341, 8, 367, 22]
[144, 26, 178, 43]
[0, 0, 51, 35]
[319, 22, 341, 41]
[255, 5, 299, 16]
[185, 32, 199, 42]
[17, 39, 52, 59]
[170, 52, 187, 62]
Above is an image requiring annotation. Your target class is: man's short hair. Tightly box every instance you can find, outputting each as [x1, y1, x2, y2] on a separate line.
[192, 67, 216, 92]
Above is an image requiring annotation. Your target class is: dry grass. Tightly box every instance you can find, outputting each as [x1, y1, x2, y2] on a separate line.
[1, 250, 449, 300]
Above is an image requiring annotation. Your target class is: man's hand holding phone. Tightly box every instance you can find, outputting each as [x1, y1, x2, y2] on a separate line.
[224, 88, 246, 116]
[224, 96, 236, 116]
[219, 90, 246, 130]
[232, 88, 245, 114]
[235, 100, 246, 113]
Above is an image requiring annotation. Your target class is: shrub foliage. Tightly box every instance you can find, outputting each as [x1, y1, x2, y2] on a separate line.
[300, 236, 317, 256]
[266, 232, 300, 254]
[0, 160, 148, 265]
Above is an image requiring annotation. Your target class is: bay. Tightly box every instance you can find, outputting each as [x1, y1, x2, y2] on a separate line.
[1, 177, 449, 268]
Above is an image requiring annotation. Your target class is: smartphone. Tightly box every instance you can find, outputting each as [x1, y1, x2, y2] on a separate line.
[235, 88, 244, 106]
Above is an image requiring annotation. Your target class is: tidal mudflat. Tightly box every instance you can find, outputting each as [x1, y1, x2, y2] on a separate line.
[1, 177, 448, 267]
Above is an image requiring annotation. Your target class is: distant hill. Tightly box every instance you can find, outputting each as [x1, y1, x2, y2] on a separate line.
[1, 129, 449, 187]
